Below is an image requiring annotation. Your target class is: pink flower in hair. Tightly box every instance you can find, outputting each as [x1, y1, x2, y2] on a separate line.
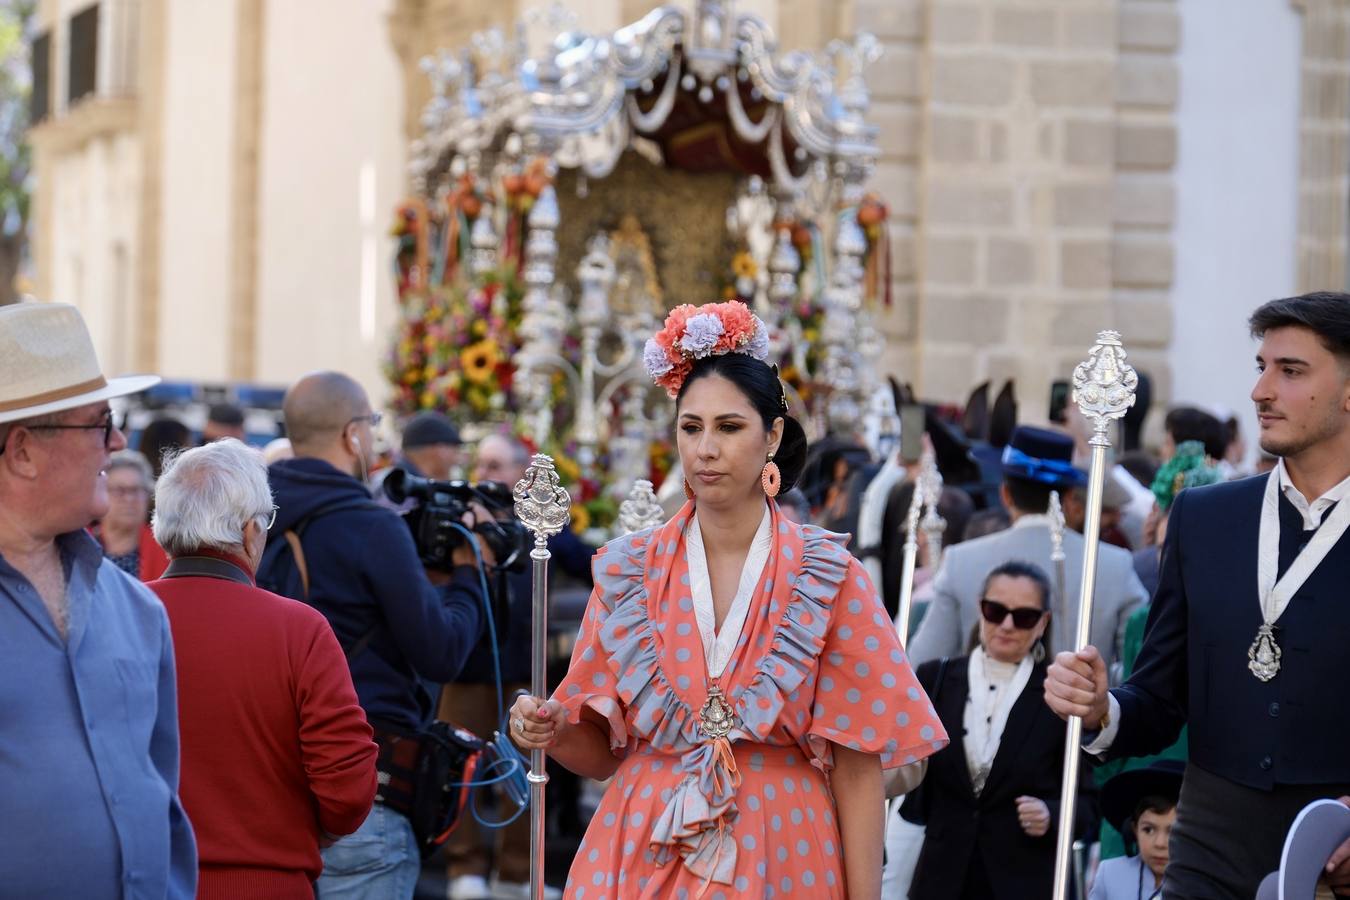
[644, 300, 772, 397]
[713, 301, 755, 351]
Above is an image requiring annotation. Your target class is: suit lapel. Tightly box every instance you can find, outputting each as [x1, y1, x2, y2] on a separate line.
[934, 660, 976, 801]
[979, 664, 1047, 798]
[1185, 477, 1263, 615]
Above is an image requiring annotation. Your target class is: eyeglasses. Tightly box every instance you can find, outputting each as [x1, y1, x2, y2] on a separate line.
[108, 485, 149, 499]
[347, 412, 383, 429]
[1, 412, 122, 456]
[259, 505, 278, 530]
[979, 599, 1046, 630]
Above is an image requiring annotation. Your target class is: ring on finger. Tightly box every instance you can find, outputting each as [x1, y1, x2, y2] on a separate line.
[514, 716, 525, 734]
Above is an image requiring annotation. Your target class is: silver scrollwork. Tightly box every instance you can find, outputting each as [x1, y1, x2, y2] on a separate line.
[513, 454, 573, 544]
[616, 479, 666, 535]
[1071, 330, 1139, 448]
[917, 449, 947, 570]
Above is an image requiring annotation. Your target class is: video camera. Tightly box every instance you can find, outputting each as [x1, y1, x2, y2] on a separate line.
[382, 468, 532, 575]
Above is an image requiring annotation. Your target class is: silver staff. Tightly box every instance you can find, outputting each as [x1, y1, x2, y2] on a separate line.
[1048, 490, 1068, 626]
[896, 472, 925, 649]
[512, 454, 572, 900]
[1052, 332, 1138, 900]
[918, 448, 946, 570]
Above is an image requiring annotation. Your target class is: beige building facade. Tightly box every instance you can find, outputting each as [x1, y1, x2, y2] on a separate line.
[25, 0, 1350, 432]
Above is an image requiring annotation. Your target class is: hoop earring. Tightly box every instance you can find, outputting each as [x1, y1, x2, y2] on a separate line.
[1033, 641, 1046, 664]
[684, 479, 695, 501]
[761, 457, 781, 499]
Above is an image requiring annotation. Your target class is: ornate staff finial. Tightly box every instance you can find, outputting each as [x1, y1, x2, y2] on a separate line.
[617, 479, 665, 535]
[1048, 490, 1066, 563]
[1071, 330, 1138, 448]
[513, 454, 572, 546]
[917, 448, 946, 569]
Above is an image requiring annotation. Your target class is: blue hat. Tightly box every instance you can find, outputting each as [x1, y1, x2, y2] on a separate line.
[1001, 426, 1087, 489]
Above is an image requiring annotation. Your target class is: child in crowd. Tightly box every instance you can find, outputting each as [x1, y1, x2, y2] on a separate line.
[1090, 760, 1185, 900]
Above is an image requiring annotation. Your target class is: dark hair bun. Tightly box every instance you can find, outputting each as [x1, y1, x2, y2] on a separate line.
[776, 415, 807, 493]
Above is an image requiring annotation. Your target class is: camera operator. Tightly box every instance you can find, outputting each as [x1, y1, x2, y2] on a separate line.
[442, 432, 594, 900]
[258, 371, 490, 900]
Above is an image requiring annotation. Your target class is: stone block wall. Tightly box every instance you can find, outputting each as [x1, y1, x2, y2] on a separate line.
[858, 0, 1181, 420]
[1294, 0, 1350, 292]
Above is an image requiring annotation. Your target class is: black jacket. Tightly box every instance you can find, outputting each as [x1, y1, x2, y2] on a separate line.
[903, 656, 1096, 900]
[262, 457, 484, 730]
[1109, 474, 1350, 788]
[455, 527, 594, 685]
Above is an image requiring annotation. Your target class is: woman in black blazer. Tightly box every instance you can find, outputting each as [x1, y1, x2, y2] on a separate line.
[902, 560, 1096, 900]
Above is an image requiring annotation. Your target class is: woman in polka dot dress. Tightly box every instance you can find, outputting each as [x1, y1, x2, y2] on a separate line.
[510, 303, 948, 899]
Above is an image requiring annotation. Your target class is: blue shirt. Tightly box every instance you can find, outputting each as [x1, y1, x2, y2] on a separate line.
[0, 530, 196, 899]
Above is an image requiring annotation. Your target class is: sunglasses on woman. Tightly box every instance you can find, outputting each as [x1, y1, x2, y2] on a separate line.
[979, 599, 1046, 630]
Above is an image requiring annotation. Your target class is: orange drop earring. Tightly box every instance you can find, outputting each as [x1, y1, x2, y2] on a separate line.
[761, 455, 781, 499]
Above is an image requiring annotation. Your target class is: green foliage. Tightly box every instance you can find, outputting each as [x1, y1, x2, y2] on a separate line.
[0, 0, 35, 302]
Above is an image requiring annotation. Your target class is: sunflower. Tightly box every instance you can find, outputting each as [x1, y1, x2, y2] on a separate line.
[461, 339, 501, 385]
[732, 251, 758, 279]
[555, 454, 581, 484]
[569, 503, 591, 533]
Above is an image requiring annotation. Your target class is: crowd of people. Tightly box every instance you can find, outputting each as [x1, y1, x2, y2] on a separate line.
[4, 290, 1350, 899]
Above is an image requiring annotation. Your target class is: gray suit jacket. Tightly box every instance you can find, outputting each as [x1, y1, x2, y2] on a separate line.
[906, 516, 1148, 676]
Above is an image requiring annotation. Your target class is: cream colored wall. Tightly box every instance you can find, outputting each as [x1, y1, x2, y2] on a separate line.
[156, 0, 238, 380]
[47, 132, 142, 375]
[252, 0, 406, 405]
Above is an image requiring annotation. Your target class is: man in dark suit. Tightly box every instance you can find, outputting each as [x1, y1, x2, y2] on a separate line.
[1046, 292, 1350, 898]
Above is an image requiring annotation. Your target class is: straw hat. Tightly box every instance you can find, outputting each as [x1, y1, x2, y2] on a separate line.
[0, 302, 160, 425]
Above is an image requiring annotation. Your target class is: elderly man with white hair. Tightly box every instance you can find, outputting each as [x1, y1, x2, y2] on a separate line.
[149, 438, 377, 899]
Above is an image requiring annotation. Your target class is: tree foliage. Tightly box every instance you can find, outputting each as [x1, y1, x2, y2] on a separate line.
[0, 0, 36, 305]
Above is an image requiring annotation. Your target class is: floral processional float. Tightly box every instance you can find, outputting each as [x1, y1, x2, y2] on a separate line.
[385, 0, 895, 537]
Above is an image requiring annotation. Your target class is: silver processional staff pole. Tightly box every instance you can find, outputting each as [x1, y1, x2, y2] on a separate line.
[512, 454, 572, 900]
[1052, 331, 1138, 900]
[895, 471, 925, 649]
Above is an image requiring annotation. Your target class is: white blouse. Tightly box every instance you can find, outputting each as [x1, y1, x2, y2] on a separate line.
[963, 647, 1034, 795]
[686, 505, 773, 679]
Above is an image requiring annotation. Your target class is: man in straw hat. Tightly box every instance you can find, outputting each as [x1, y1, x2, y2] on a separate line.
[0, 302, 196, 897]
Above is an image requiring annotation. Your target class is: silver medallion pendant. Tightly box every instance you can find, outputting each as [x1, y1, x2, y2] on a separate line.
[1248, 623, 1282, 682]
[699, 685, 737, 739]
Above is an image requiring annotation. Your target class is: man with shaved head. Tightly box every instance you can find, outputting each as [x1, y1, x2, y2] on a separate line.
[258, 371, 489, 899]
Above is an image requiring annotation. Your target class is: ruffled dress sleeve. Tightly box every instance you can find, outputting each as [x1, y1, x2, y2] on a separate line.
[806, 556, 949, 770]
[550, 530, 650, 753]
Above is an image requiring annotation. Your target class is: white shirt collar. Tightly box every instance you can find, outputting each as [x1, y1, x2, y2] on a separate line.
[686, 504, 773, 680]
[1274, 459, 1350, 529]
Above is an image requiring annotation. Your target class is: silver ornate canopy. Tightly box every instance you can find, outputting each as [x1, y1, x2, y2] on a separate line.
[399, 0, 893, 533]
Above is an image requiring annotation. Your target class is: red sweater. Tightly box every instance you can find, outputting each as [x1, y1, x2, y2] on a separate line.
[151, 554, 378, 898]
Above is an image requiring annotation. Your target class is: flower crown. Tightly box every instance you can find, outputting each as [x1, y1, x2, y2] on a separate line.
[643, 301, 771, 398]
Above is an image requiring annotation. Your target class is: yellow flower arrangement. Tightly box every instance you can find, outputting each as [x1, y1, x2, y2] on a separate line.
[461, 339, 501, 385]
[555, 454, 581, 484]
[569, 503, 592, 533]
